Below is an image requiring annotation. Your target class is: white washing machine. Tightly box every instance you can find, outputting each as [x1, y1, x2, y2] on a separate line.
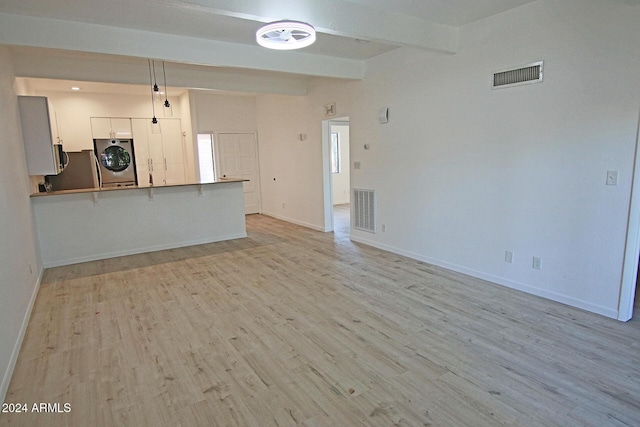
[94, 138, 137, 187]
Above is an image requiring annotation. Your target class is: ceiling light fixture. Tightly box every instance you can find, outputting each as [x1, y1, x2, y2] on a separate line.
[71, 87, 80, 91]
[256, 20, 316, 50]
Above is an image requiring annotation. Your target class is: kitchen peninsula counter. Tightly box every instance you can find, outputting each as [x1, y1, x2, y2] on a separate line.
[30, 178, 247, 197]
[31, 179, 248, 267]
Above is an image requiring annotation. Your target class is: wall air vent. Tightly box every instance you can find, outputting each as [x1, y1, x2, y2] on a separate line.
[493, 61, 543, 89]
[353, 188, 376, 233]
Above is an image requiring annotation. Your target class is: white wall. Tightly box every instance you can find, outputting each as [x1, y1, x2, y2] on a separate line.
[331, 124, 351, 205]
[257, 0, 640, 319]
[192, 91, 257, 133]
[257, 93, 328, 230]
[0, 46, 42, 401]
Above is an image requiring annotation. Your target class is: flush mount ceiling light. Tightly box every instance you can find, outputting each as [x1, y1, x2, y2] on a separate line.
[256, 20, 316, 50]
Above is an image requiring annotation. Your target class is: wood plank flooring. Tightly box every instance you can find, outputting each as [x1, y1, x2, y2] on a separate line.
[2, 213, 640, 426]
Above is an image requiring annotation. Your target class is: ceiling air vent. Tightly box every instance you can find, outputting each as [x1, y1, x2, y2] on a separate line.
[492, 61, 543, 89]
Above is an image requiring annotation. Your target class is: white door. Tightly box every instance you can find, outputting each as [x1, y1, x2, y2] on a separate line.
[216, 132, 261, 214]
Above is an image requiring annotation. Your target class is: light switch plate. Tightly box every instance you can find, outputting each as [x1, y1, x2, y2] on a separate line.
[505, 250, 513, 263]
[606, 170, 618, 186]
[532, 256, 541, 270]
[354, 161, 361, 170]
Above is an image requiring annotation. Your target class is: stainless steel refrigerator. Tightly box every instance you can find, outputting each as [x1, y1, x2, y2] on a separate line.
[47, 150, 100, 191]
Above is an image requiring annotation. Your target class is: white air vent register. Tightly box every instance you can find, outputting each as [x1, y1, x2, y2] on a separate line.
[493, 61, 543, 89]
[353, 189, 376, 233]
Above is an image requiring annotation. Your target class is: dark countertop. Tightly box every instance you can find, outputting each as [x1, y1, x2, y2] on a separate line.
[30, 178, 246, 197]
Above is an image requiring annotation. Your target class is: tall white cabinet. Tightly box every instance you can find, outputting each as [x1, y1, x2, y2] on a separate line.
[132, 118, 186, 186]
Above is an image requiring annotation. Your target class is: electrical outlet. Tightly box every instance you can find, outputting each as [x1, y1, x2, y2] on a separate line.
[505, 251, 513, 263]
[532, 256, 541, 270]
[354, 161, 361, 170]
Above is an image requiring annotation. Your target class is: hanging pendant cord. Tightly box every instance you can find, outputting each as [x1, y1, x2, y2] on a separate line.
[152, 60, 158, 89]
[148, 60, 157, 120]
[162, 61, 170, 107]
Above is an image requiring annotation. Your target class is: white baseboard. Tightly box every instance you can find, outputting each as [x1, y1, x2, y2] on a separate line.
[261, 212, 325, 232]
[0, 266, 43, 403]
[43, 233, 248, 268]
[350, 235, 619, 320]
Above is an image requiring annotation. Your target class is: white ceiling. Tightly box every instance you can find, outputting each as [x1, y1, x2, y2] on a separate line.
[0, 0, 571, 94]
[0, 0, 540, 60]
[0, 0, 542, 31]
[341, 0, 540, 26]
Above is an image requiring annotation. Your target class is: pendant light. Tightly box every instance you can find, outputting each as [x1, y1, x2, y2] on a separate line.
[148, 59, 161, 133]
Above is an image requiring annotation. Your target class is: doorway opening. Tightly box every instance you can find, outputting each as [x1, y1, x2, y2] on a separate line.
[321, 117, 350, 234]
[197, 133, 216, 182]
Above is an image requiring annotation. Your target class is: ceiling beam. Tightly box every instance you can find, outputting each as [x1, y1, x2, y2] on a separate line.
[155, 0, 459, 54]
[0, 12, 364, 80]
[9, 48, 310, 96]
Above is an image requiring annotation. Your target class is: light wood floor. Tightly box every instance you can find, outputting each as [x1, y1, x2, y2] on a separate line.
[2, 213, 640, 426]
[333, 203, 350, 236]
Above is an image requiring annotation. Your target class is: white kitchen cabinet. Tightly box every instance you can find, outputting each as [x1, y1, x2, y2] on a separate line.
[18, 96, 65, 176]
[131, 119, 151, 186]
[159, 119, 186, 185]
[132, 118, 186, 186]
[90, 117, 132, 139]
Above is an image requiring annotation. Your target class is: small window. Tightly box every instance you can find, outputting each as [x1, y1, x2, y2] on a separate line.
[331, 132, 340, 174]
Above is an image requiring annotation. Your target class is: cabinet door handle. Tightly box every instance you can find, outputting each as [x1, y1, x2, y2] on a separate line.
[164, 158, 167, 171]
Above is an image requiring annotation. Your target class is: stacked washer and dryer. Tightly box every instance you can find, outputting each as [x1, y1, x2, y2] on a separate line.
[93, 138, 137, 187]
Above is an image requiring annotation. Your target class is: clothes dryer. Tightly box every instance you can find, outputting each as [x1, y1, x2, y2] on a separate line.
[94, 138, 137, 187]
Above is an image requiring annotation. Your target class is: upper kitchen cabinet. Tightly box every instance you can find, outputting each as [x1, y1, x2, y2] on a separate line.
[18, 96, 67, 176]
[90, 117, 132, 139]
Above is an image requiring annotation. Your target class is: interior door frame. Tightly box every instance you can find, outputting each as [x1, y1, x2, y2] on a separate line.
[618, 105, 640, 321]
[321, 116, 350, 232]
[213, 130, 262, 214]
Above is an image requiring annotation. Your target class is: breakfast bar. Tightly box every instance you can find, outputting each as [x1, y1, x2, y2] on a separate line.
[31, 180, 247, 267]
